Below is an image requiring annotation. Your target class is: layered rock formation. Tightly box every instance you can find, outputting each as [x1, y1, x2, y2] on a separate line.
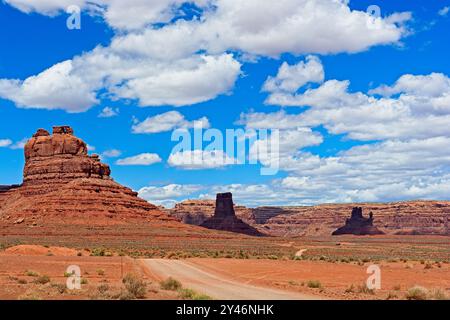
[200, 193, 263, 236]
[332, 207, 384, 235]
[169, 199, 253, 225]
[0, 126, 173, 227]
[168, 200, 450, 236]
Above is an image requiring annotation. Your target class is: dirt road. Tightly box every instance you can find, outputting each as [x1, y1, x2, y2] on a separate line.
[141, 259, 320, 300]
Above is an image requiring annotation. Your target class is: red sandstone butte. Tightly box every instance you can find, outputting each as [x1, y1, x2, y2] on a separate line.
[0, 126, 174, 227]
[332, 207, 384, 235]
[200, 193, 263, 236]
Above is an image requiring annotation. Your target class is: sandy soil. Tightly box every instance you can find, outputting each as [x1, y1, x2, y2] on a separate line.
[4, 245, 81, 256]
[0, 246, 174, 300]
[183, 258, 450, 300]
[0, 242, 448, 300]
[142, 259, 320, 300]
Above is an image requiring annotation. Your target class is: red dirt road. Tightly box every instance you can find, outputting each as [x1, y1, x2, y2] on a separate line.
[142, 259, 321, 300]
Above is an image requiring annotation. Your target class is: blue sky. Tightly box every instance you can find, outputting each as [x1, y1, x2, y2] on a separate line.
[1, 0, 450, 207]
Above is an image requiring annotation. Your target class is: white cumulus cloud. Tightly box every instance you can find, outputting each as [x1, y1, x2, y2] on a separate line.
[116, 153, 162, 165]
[0, 139, 13, 147]
[168, 149, 236, 169]
[98, 107, 119, 118]
[1, 1, 410, 112]
[132, 111, 210, 134]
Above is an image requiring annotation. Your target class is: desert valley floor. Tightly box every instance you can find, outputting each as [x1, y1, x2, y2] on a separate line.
[0, 233, 449, 300]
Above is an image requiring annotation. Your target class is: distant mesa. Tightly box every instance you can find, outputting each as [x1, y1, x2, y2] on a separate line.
[201, 192, 264, 236]
[168, 199, 450, 236]
[332, 207, 384, 236]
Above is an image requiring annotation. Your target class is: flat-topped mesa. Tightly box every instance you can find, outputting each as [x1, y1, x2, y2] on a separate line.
[332, 207, 384, 235]
[23, 126, 111, 186]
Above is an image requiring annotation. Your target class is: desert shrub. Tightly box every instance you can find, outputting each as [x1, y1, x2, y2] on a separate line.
[118, 291, 135, 300]
[17, 279, 27, 285]
[267, 255, 279, 260]
[424, 263, 433, 269]
[307, 280, 322, 289]
[51, 283, 67, 294]
[160, 277, 182, 291]
[345, 284, 355, 293]
[386, 292, 397, 300]
[81, 278, 88, 285]
[96, 269, 105, 276]
[24, 270, 39, 277]
[97, 284, 110, 295]
[64, 271, 74, 277]
[33, 275, 50, 285]
[91, 248, 105, 256]
[357, 284, 375, 295]
[77, 252, 82, 257]
[123, 273, 147, 299]
[429, 289, 448, 300]
[178, 288, 211, 300]
[406, 286, 428, 300]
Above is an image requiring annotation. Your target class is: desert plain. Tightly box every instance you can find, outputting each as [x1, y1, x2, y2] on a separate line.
[0, 233, 448, 300]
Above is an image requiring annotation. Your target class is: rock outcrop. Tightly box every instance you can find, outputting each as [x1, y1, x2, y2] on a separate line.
[332, 207, 384, 235]
[200, 193, 263, 236]
[169, 199, 253, 225]
[23, 126, 110, 187]
[168, 200, 450, 236]
[0, 126, 173, 226]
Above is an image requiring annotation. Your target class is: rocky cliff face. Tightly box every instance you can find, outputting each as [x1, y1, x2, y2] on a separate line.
[23, 126, 110, 188]
[0, 126, 173, 227]
[168, 200, 450, 236]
